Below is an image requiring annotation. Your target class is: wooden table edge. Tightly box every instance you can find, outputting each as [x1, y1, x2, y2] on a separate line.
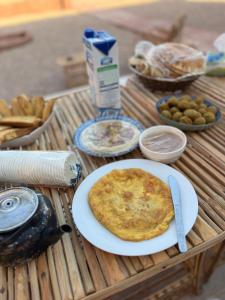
[83, 232, 225, 300]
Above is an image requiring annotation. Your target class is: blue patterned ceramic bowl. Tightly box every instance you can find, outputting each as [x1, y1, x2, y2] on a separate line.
[156, 96, 222, 131]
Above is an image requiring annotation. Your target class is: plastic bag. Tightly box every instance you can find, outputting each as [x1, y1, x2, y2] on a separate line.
[214, 33, 225, 52]
[134, 40, 154, 58]
[145, 43, 206, 78]
[132, 42, 206, 79]
[206, 33, 225, 76]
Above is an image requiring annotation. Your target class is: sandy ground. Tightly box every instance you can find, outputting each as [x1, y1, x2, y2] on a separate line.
[1, 0, 225, 100]
[0, 12, 137, 100]
[184, 264, 225, 300]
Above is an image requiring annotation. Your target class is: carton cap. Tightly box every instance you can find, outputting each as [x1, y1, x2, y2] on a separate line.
[84, 28, 95, 38]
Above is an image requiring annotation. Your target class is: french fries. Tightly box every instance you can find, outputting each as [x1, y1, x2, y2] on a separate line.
[0, 94, 56, 144]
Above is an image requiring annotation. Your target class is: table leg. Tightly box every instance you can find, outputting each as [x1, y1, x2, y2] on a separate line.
[193, 241, 225, 294]
[194, 252, 207, 294]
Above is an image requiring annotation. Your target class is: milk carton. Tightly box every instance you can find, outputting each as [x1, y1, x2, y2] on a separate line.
[83, 28, 121, 111]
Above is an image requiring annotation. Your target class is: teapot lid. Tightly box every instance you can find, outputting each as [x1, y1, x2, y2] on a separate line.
[0, 187, 39, 232]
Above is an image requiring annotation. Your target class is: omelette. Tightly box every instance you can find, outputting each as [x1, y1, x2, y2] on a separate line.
[88, 168, 174, 241]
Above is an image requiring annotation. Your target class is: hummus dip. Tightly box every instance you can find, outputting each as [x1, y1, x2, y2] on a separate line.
[80, 120, 140, 155]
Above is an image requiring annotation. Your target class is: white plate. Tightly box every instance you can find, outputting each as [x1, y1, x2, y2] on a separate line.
[72, 159, 198, 256]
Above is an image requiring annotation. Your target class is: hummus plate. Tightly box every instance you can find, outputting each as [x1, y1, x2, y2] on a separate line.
[74, 115, 144, 157]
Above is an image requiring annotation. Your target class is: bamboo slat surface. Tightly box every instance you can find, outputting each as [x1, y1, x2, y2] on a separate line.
[0, 76, 225, 300]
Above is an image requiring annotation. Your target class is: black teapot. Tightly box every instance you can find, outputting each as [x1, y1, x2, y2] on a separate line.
[0, 187, 71, 266]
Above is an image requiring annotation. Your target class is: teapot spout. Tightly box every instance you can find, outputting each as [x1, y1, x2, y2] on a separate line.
[59, 224, 72, 234]
[46, 224, 72, 246]
[55, 224, 72, 240]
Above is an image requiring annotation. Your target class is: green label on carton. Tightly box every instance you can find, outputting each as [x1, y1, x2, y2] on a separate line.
[97, 64, 118, 72]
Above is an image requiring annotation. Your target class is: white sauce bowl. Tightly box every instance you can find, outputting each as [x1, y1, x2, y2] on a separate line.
[139, 125, 187, 164]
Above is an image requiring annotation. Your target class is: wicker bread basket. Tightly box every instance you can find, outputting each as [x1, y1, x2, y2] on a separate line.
[129, 65, 203, 92]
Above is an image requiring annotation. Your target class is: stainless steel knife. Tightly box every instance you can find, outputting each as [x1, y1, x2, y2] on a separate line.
[168, 175, 187, 253]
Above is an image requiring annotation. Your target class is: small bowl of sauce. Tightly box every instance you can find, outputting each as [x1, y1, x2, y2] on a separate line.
[139, 125, 187, 164]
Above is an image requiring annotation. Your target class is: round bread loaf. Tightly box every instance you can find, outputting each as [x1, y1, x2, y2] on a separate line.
[147, 43, 206, 78]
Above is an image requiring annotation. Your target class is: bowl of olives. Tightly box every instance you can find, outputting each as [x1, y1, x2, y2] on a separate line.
[156, 95, 221, 131]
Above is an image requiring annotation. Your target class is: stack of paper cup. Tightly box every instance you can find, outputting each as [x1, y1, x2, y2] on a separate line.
[0, 151, 81, 187]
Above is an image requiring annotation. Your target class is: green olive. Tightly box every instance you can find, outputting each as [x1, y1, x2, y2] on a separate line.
[184, 109, 201, 120]
[159, 103, 169, 112]
[189, 101, 198, 109]
[177, 100, 190, 110]
[199, 103, 207, 109]
[198, 107, 207, 114]
[179, 95, 192, 102]
[203, 112, 216, 123]
[161, 110, 172, 119]
[170, 107, 179, 114]
[172, 112, 183, 121]
[195, 95, 205, 105]
[194, 117, 206, 125]
[180, 116, 193, 124]
[207, 105, 217, 114]
[167, 97, 179, 107]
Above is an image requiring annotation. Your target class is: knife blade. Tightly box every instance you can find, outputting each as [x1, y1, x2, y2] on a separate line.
[168, 175, 187, 253]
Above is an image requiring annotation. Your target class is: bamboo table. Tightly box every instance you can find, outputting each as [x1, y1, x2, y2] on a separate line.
[0, 75, 225, 300]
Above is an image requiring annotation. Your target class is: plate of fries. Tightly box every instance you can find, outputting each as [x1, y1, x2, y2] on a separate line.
[0, 94, 56, 148]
